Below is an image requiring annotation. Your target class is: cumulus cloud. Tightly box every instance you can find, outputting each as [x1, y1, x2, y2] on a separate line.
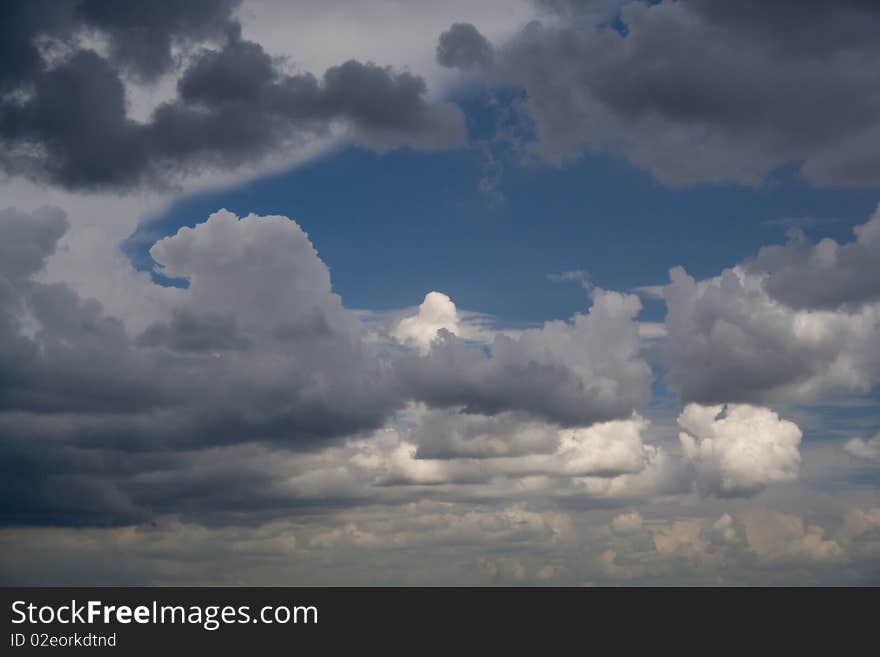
[439, 1, 880, 187]
[392, 291, 462, 353]
[0, 2, 465, 190]
[749, 205, 880, 310]
[0, 207, 403, 524]
[678, 404, 802, 497]
[399, 289, 652, 426]
[663, 265, 880, 404]
[0, 205, 670, 527]
[742, 510, 842, 563]
[310, 406, 665, 494]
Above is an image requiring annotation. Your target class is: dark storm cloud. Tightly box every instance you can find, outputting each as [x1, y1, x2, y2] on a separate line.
[436, 23, 494, 69]
[441, 1, 880, 187]
[0, 1, 465, 190]
[0, 0, 237, 89]
[75, 0, 241, 81]
[0, 207, 407, 524]
[0, 207, 168, 415]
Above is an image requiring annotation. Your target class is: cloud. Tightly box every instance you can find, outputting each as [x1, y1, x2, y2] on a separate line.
[439, 1, 880, 187]
[610, 511, 643, 536]
[749, 205, 880, 310]
[547, 269, 592, 290]
[678, 404, 802, 497]
[392, 291, 461, 353]
[0, 207, 405, 524]
[663, 265, 880, 405]
[0, 206, 669, 527]
[75, 0, 241, 81]
[399, 289, 652, 426]
[0, 3, 465, 190]
[436, 22, 493, 69]
[742, 510, 842, 563]
[844, 434, 880, 461]
[0, 206, 69, 281]
[409, 408, 560, 459]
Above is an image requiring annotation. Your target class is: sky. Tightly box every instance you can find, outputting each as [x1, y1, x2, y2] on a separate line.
[0, 0, 878, 585]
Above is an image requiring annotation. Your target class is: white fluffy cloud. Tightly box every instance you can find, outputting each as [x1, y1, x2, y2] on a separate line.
[678, 403, 802, 497]
[392, 291, 462, 352]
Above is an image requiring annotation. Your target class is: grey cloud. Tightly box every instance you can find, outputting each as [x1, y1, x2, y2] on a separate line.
[0, 206, 664, 527]
[442, 0, 880, 187]
[0, 0, 237, 89]
[0, 3, 465, 190]
[399, 290, 652, 426]
[0, 1, 77, 93]
[749, 206, 880, 310]
[412, 410, 560, 460]
[136, 310, 251, 352]
[436, 23, 494, 69]
[663, 265, 880, 405]
[75, 0, 241, 81]
[0, 207, 68, 281]
[0, 208, 404, 524]
[662, 203, 880, 405]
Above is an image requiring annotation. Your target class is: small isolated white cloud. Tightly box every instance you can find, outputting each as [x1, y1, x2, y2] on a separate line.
[547, 269, 592, 290]
[392, 291, 461, 352]
[678, 403, 802, 497]
[844, 433, 880, 461]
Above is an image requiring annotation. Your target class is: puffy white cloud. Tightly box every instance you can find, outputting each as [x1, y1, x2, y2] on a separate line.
[392, 291, 461, 353]
[678, 403, 802, 497]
